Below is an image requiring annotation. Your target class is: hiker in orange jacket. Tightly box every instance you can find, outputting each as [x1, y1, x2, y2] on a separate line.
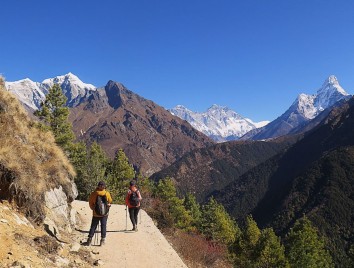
[86, 181, 112, 246]
[125, 180, 142, 231]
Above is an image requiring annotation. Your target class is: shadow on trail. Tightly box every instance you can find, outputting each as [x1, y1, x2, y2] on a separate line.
[75, 228, 136, 234]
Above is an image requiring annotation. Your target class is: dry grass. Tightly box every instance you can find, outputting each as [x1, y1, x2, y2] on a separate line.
[0, 76, 76, 221]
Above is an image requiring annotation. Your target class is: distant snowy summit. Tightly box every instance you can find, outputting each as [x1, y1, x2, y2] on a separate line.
[5, 73, 96, 110]
[294, 75, 348, 120]
[170, 75, 351, 142]
[169, 104, 269, 142]
[241, 75, 351, 140]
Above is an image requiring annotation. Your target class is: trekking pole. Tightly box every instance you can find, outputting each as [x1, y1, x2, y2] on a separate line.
[125, 205, 128, 230]
[98, 221, 101, 245]
[94, 223, 98, 246]
[94, 221, 100, 246]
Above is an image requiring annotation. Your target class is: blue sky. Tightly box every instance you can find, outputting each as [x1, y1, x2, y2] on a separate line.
[1, 0, 354, 121]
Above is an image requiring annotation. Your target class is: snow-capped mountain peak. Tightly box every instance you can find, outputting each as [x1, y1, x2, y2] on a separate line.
[42, 73, 96, 90]
[241, 75, 352, 141]
[6, 73, 97, 110]
[5, 78, 45, 110]
[290, 75, 349, 120]
[315, 75, 349, 111]
[169, 104, 269, 142]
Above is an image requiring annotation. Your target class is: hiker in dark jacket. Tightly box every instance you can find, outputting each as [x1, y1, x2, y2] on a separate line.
[125, 180, 142, 231]
[86, 181, 112, 246]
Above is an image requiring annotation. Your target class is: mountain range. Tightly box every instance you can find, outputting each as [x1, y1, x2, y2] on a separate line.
[6, 73, 350, 143]
[5, 73, 352, 177]
[169, 104, 269, 142]
[5, 72, 96, 110]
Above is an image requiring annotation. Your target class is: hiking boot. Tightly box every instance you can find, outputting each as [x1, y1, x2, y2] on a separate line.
[100, 238, 106, 246]
[131, 225, 136, 231]
[85, 237, 92, 246]
[135, 226, 138, 232]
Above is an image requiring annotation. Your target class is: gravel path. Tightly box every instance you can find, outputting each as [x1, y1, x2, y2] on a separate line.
[72, 200, 187, 268]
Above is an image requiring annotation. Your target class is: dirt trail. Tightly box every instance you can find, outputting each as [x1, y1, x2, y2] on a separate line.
[72, 200, 187, 268]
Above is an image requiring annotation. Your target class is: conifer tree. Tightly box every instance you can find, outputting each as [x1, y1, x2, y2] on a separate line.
[69, 141, 89, 199]
[184, 192, 202, 229]
[256, 228, 289, 268]
[155, 178, 193, 229]
[244, 215, 261, 248]
[82, 142, 108, 198]
[107, 148, 135, 203]
[233, 215, 262, 267]
[0, 76, 5, 89]
[285, 217, 333, 268]
[34, 84, 74, 151]
[201, 197, 240, 246]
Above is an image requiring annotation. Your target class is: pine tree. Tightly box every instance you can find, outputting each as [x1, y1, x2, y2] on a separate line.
[155, 178, 193, 229]
[201, 197, 240, 246]
[285, 217, 333, 268]
[0, 76, 5, 89]
[69, 142, 89, 199]
[244, 215, 261, 248]
[233, 215, 262, 267]
[256, 228, 288, 268]
[83, 142, 108, 199]
[184, 192, 202, 229]
[107, 148, 135, 203]
[34, 84, 74, 151]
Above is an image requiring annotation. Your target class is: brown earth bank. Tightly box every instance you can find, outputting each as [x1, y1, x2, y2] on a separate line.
[0, 201, 95, 268]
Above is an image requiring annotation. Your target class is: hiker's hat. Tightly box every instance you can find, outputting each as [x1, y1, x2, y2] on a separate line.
[98, 181, 106, 187]
[129, 180, 136, 186]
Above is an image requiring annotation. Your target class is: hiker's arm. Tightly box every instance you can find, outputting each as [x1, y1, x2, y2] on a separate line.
[138, 190, 142, 201]
[88, 193, 95, 210]
[106, 192, 113, 204]
[125, 190, 130, 206]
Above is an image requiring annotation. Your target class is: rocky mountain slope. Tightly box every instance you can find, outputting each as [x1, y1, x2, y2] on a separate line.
[69, 80, 214, 176]
[241, 75, 351, 140]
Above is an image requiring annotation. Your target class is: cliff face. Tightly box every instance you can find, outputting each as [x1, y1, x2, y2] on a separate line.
[69, 81, 214, 176]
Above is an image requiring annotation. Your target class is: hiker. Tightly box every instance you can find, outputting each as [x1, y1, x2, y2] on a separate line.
[125, 180, 142, 231]
[86, 181, 112, 246]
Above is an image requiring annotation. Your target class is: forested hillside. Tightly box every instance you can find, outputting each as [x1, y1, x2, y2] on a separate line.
[213, 97, 354, 266]
[150, 136, 298, 202]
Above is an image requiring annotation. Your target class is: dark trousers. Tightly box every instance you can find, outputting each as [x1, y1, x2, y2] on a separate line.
[128, 207, 140, 227]
[88, 216, 108, 238]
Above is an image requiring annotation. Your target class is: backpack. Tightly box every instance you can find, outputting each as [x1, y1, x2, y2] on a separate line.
[95, 194, 109, 216]
[129, 190, 140, 207]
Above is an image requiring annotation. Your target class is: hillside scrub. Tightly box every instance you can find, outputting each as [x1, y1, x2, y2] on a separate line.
[0, 77, 76, 222]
